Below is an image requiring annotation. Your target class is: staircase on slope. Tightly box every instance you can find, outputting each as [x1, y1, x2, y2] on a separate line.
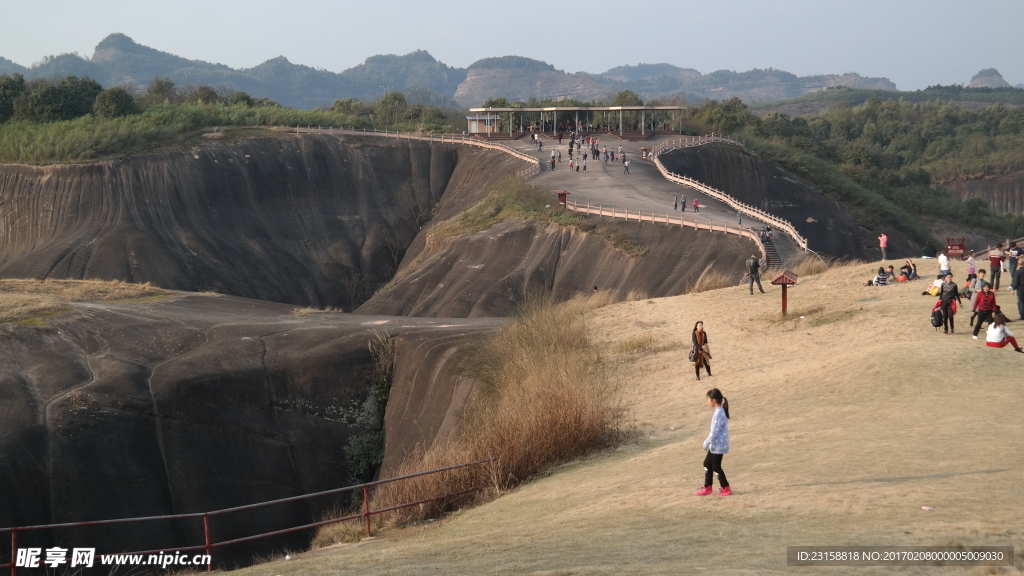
[763, 238, 783, 270]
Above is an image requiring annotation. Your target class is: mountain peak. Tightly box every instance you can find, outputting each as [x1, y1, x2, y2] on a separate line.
[969, 68, 1010, 88]
[95, 33, 141, 53]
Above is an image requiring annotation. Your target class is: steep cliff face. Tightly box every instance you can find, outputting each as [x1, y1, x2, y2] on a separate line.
[942, 172, 1024, 215]
[358, 217, 758, 318]
[0, 134, 520, 309]
[658, 144, 868, 259]
[0, 294, 499, 566]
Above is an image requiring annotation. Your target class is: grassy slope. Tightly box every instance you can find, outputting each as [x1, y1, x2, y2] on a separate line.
[236, 260, 1024, 575]
[0, 279, 169, 323]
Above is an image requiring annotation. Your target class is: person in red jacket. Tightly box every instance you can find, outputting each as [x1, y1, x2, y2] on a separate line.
[972, 283, 997, 339]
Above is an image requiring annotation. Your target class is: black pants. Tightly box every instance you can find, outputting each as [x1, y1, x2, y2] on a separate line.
[991, 267, 1001, 290]
[703, 451, 729, 487]
[1018, 288, 1024, 320]
[695, 358, 711, 379]
[749, 273, 764, 294]
[941, 300, 955, 332]
[973, 310, 994, 337]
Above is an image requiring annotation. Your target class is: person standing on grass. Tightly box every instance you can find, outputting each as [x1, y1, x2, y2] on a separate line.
[1011, 255, 1024, 320]
[695, 388, 731, 497]
[986, 314, 1024, 353]
[691, 321, 712, 380]
[939, 273, 963, 335]
[745, 254, 764, 294]
[1008, 242, 1021, 284]
[972, 284, 997, 340]
[879, 232, 889, 260]
[965, 251, 977, 285]
[989, 243, 1005, 290]
[968, 269, 990, 326]
[938, 249, 951, 278]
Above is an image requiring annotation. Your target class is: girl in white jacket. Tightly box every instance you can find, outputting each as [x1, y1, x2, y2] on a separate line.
[695, 388, 732, 496]
[986, 315, 1023, 353]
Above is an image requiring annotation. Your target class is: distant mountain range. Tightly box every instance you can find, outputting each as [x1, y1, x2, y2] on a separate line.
[0, 34, 1016, 109]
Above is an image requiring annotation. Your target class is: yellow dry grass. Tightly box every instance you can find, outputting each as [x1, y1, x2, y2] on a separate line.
[0, 278, 168, 324]
[238, 261, 1024, 575]
[293, 306, 345, 317]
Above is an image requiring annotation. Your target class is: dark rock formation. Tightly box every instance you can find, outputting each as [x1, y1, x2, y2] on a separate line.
[0, 134, 520, 310]
[942, 172, 1024, 215]
[358, 217, 758, 317]
[0, 293, 499, 567]
[658, 143, 868, 259]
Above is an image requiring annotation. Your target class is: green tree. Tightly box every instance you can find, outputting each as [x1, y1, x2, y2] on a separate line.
[145, 76, 177, 104]
[0, 74, 26, 123]
[93, 87, 137, 118]
[229, 91, 254, 106]
[374, 92, 407, 125]
[191, 85, 221, 105]
[611, 90, 643, 106]
[330, 97, 371, 116]
[14, 76, 103, 122]
[482, 97, 511, 108]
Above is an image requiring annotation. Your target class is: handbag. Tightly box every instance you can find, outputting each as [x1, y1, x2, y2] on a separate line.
[687, 345, 698, 362]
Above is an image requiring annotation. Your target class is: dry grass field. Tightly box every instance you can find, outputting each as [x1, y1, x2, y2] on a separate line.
[230, 261, 1024, 574]
[0, 279, 168, 324]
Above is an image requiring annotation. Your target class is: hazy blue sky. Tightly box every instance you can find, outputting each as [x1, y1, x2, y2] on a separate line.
[2, 0, 1021, 90]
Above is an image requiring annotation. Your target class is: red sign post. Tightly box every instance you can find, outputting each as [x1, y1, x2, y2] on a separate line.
[946, 236, 966, 260]
[771, 270, 799, 316]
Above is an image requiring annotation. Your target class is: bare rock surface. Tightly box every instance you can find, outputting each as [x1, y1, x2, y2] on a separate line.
[0, 293, 500, 563]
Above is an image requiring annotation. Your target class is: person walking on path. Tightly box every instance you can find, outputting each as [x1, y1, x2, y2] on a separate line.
[1011, 255, 1024, 320]
[878, 232, 889, 260]
[674, 196, 678, 211]
[557, 150, 561, 163]
[990, 243, 1005, 290]
[737, 212, 742, 226]
[550, 156, 556, 171]
[623, 159, 630, 174]
[690, 321, 712, 380]
[972, 284, 998, 339]
[939, 273, 963, 334]
[582, 157, 587, 172]
[986, 314, 1024, 353]
[681, 195, 686, 212]
[694, 388, 732, 497]
[745, 254, 765, 294]
[693, 199, 700, 214]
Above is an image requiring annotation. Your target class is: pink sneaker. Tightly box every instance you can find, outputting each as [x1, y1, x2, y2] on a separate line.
[718, 486, 733, 497]
[694, 485, 713, 496]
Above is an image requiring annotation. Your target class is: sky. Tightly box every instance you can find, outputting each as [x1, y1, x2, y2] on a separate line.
[2, 0, 1021, 90]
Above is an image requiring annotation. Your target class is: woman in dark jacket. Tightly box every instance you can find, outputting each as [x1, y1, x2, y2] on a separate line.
[939, 273, 963, 334]
[691, 321, 712, 380]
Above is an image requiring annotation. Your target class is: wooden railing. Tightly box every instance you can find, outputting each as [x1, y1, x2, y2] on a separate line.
[292, 126, 541, 179]
[650, 134, 809, 251]
[564, 200, 768, 263]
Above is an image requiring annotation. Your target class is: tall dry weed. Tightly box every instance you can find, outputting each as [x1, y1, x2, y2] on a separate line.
[344, 293, 623, 535]
[684, 261, 736, 294]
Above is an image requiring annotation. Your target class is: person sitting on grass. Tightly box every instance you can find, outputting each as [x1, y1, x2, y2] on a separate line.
[986, 314, 1023, 353]
[869, 267, 890, 286]
[900, 259, 919, 281]
[922, 274, 944, 296]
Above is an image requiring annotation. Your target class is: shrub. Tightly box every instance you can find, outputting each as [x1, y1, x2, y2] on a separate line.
[93, 87, 137, 118]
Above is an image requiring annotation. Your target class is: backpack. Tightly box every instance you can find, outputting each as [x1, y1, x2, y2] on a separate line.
[930, 309, 943, 328]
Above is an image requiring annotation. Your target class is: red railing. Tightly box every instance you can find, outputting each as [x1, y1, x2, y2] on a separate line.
[0, 457, 495, 574]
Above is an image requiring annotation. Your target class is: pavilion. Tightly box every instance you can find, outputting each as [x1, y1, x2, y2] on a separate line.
[468, 105, 686, 137]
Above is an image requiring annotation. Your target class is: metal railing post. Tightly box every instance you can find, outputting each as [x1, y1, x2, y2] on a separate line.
[203, 514, 212, 572]
[362, 486, 371, 537]
[11, 529, 16, 576]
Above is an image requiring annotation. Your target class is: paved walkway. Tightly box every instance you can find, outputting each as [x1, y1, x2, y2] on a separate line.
[506, 133, 800, 262]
